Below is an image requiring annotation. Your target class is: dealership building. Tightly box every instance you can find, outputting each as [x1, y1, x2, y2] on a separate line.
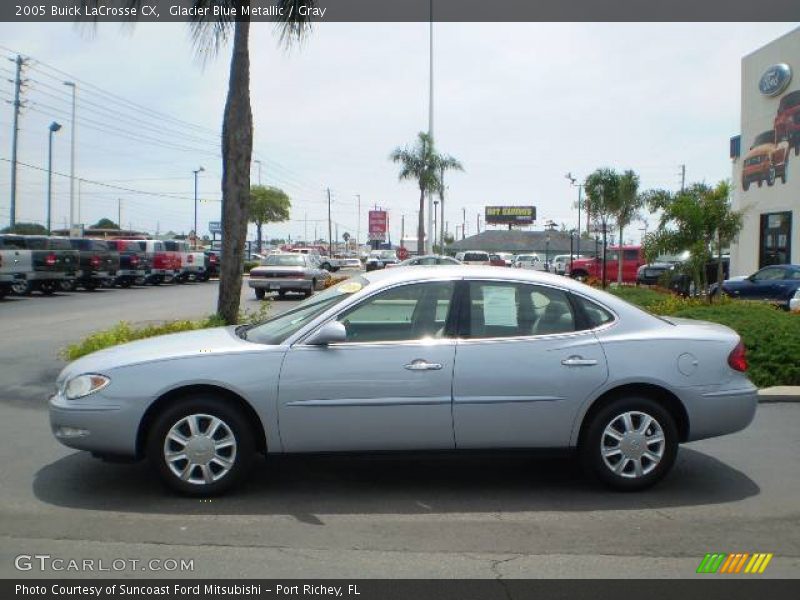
[730, 27, 800, 275]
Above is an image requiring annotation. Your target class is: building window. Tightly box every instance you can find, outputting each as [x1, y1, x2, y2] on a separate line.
[759, 211, 792, 267]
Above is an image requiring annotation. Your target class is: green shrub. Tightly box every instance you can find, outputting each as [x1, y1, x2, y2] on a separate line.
[243, 261, 259, 272]
[62, 304, 272, 361]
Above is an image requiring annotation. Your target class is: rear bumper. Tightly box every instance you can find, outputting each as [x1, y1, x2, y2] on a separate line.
[249, 278, 313, 291]
[682, 382, 758, 442]
[116, 269, 145, 278]
[24, 271, 69, 281]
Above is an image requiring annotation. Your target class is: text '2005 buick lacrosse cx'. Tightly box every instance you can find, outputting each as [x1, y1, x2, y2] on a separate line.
[50, 266, 757, 495]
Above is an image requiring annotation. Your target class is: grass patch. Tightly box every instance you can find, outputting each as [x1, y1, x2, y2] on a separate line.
[608, 286, 800, 388]
[62, 303, 272, 361]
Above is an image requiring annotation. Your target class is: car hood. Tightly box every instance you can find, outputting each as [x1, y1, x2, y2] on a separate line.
[57, 326, 253, 384]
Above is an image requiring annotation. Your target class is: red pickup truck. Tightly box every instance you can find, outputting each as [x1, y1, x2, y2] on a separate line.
[567, 245, 645, 284]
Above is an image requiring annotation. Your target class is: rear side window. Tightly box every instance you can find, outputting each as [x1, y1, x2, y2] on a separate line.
[623, 249, 640, 261]
[464, 281, 575, 339]
[571, 294, 615, 329]
[0, 236, 27, 249]
[91, 240, 109, 251]
[47, 238, 72, 250]
[464, 252, 488, 262]
[69, 239, 91, 250]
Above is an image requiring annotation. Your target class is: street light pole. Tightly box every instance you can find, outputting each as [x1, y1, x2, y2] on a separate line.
[355, 194, 361, 249]
[426, 0, 434, 254]
[254, 159, 262, 186]
[193, 166, 204, 249]
[46, 122, 62, 234]
[433, 199, 439, 252]
[63, 81, 77, 228]
[566, 172, 583, 261]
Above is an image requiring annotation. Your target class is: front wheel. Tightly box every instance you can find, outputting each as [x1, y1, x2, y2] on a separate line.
[147, 396, 256, 496]
[11, 280, 31, 295]
[571, 271, 589, 282]
[580, 396, 678, 491]
[39, 281, 57, 295]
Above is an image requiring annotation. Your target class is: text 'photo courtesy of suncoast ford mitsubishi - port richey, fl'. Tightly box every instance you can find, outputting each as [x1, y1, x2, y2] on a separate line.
[1, 1, 800, 595]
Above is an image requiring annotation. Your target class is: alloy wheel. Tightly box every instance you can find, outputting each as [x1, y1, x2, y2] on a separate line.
[600, 411, 665, 479]
[163, 413, 238, 486]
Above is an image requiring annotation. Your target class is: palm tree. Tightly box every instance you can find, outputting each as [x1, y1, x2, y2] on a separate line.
[615, 169, 643, 284]
[95, 1, 314, 324]
[390, 132, 462, 255]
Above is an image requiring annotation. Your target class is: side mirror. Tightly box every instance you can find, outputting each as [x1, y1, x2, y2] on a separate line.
[305, 321, 347, 346]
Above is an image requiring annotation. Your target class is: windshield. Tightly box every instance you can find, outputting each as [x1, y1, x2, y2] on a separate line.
[264, 254, 306, 267]
[243, 276, 369, 344]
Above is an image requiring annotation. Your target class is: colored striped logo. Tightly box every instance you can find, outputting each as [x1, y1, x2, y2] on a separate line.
[696, 553, 773, 574]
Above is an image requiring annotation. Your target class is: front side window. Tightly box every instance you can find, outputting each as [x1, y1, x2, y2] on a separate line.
[464, 282, 575, 339]
[337, 281, 455, 343]
[754, 267, 786, 281]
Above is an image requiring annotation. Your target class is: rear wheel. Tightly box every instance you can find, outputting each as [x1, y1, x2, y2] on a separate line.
[254, 288, 266, 300]
[59, 279, 76, 292]
[11, 280, 31, 295]
[147, 396, 256, 496]
[277, 290, 288, 300]
[83, 280, 98, 291]
[119, 278, 132, 289]
[580, 396, 678, 491]
[571, 271, 589, 282]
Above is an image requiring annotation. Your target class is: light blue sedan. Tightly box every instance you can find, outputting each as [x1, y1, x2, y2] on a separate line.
[50, 267, 757, 495]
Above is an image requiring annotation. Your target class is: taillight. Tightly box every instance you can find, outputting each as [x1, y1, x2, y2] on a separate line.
[728, 341, 748, 372]
[90, 255, 101, 268]
[209, 254, 217, 264]
[45, 253, 57, 267]
[187, 254, 194, 264]
[130, 255, 139, 266]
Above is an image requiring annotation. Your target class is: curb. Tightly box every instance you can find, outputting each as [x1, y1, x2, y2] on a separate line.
[758, 388, 800, 404]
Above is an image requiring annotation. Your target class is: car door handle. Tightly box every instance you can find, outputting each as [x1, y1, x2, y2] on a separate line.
[404, 359, 443, 371]
[561, 356, 598, 367]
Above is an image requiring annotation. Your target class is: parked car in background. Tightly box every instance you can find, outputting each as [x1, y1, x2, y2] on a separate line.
[0, 235, 78, 295]
[741, 129, 789, 191]
[790, 288, 800, 312]
[709, 264, 800, 308]
[365, 249, 399, 271]
[338, 257, 364, 270]
[121, 240, 176, 285]
[59, 238, 119, 291]
[391, 254, 461, 267]
[0, 252, 12, 298]
[204, 250, 220, 279]
[106, 239, 148, 288]
[459, 251, 491, 266]
[551, 254, 583, 275]
[636, 261, 677, 286]
[489, 253, 508, 267]
[513, 254, 542, 270]
[164, 240, 206, 282]
[249, 252, 330, 299]
[569, 246, 645, 283]
[50, 266, 757, 495]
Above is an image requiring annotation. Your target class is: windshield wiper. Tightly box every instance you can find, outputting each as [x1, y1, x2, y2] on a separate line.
[235, 324, 255, 340]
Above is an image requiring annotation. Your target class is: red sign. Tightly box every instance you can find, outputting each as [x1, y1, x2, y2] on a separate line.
[368, 210, 387, 241]
[397, 246, 409, 260]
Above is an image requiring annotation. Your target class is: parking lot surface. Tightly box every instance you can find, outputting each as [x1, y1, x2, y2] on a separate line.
[1, 279, 799, 578]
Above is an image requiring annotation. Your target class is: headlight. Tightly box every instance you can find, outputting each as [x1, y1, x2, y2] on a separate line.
[65, 374, 110, 400]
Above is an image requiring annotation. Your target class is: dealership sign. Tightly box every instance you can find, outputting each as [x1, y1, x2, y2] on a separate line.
[368, 210, 388, 241]
[759, 63, 792, 96]
[485, 206, 536, 225]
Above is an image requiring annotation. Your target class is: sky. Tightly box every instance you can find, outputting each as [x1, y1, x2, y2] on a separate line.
[0, 21, 797, 245]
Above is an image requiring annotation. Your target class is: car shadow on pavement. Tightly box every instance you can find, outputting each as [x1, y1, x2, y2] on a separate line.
[33, 447, 759, 520]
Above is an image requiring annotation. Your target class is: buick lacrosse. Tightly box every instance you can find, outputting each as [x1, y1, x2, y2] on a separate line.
[50, 267, 757, 494]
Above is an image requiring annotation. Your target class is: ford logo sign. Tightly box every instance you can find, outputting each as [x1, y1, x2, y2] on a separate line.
[759, 63, 792, 97]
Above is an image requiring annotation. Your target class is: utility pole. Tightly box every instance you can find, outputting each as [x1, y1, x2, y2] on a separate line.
[476, 212, 481, 234]
[400, 214, 405, 246]
[680, 164, 686, 192]
[462, 207, 466, 240]
[426, 0, 434, 254]
[8, 55, 26, 229]
[64, 81, 77, 228]
[355, 194, 361, 248]
[327, 188, 333, 257]
[304, 211, 308, 243]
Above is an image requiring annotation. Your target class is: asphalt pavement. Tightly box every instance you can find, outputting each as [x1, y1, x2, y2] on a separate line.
[1, 275, 799, 578]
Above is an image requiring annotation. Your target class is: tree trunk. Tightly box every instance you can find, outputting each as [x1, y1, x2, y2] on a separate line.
[715, 230, 724, 303]
[256, 221, 263, 255]
[617, 224, 624, 284]
[217, 14, 253, 325]
[417, 186, 425, 255]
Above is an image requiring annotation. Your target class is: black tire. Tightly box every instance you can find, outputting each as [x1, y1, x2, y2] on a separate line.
[59, 279, 77, 292]
[277, 290, 288, 300]
[781, 163, 788, 184]
[571, 271, 589, 282]
[146, 395, 256, 496]
[83, 280, 98, 291]
[795, 144, 799, 156]
[119, 279, 132, 289]
[757, 179, 763, 187]
[767, 167, 776, 186]
[39, 281, 56, 295]
[11, 280, 31, 296]
[743, 179, 750, 191]
[580, 396, 678, 491]
[254, 288, 266, 300]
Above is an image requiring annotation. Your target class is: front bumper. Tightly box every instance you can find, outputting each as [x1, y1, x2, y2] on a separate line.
[49, 390, 140, 458]
[249, 278, 313, 291]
